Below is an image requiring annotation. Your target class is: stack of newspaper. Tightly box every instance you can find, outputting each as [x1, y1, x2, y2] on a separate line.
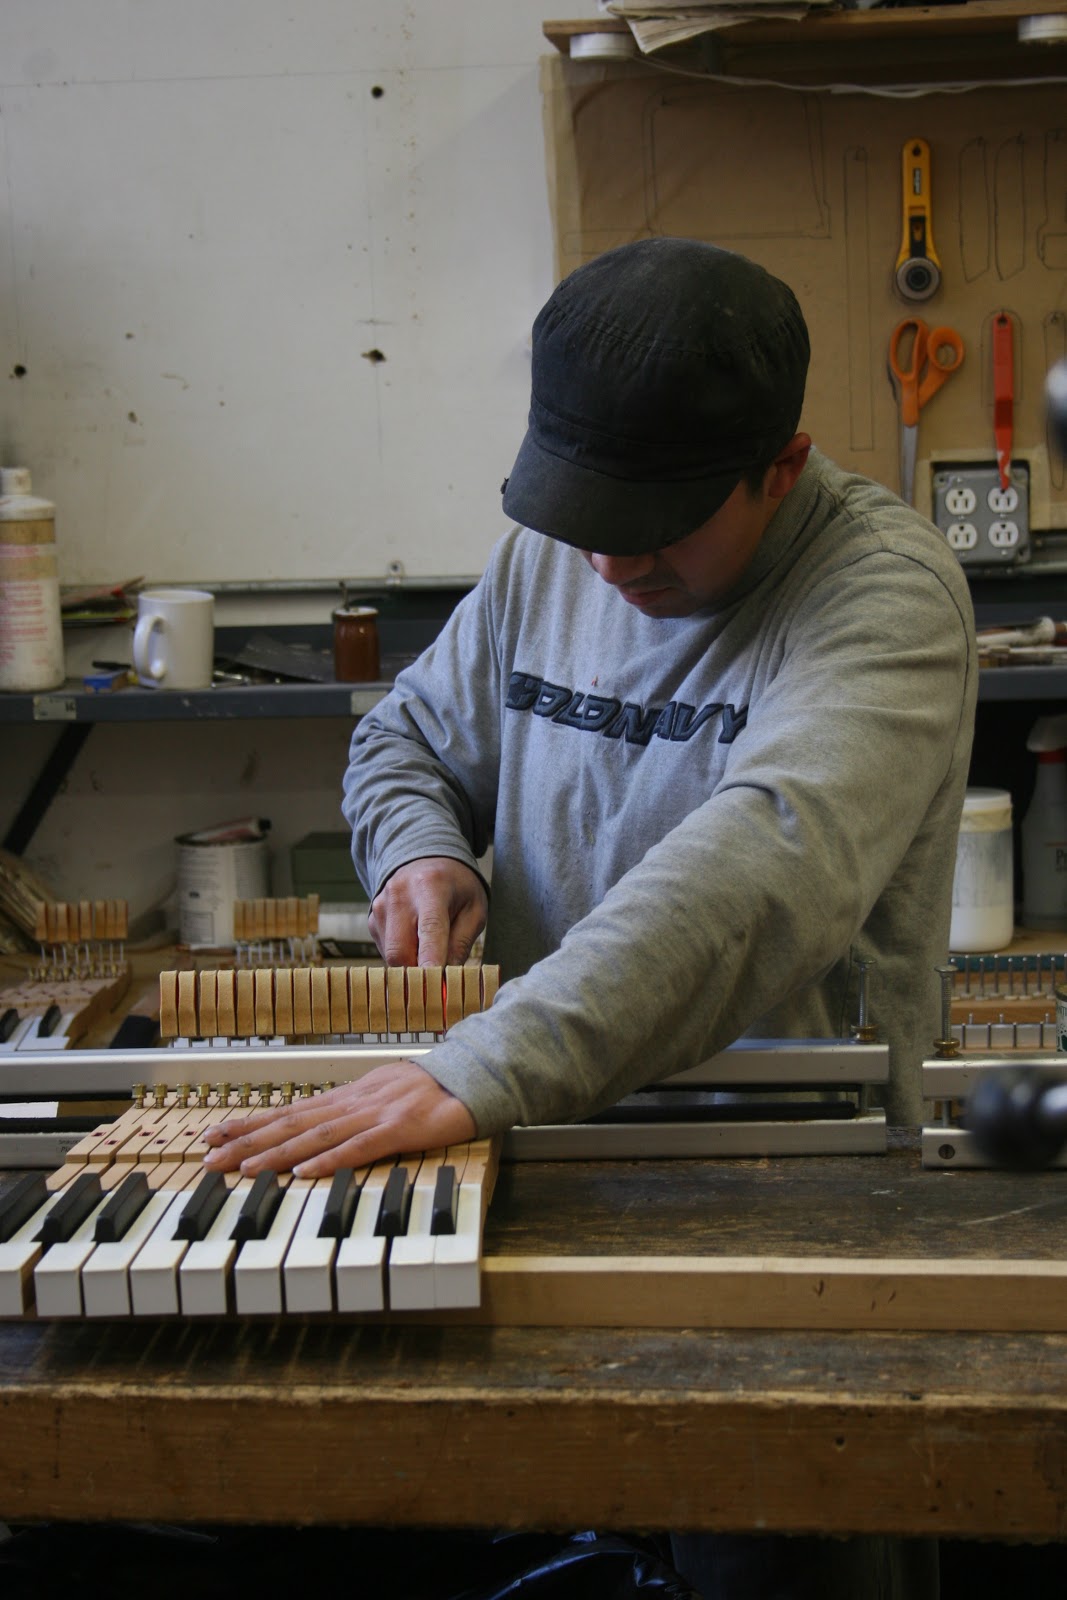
[597, 0, 841, 53]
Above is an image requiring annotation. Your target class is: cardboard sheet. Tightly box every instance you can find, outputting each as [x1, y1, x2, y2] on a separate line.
[540, 54, 1067, 527]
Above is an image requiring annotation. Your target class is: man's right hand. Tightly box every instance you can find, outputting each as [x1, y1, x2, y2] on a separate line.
[368, 856, 488, 968]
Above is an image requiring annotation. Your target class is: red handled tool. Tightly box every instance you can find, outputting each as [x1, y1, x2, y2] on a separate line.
[993, 311, 1014, 491]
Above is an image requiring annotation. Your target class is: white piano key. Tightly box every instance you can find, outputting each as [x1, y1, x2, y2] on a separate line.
[16, 1011, 79, 1052]
[389, 1157, 439, 1311]
[0, 1187, 72, 1316]
[179, 1181, 251, 1316]
[35, 1194, 115, 1318]
[129, 1183, 202, 1316]
[0, 1017, 37, 1055]
[433, 1182, 485, 1310]
[335, 1165, 392, 1314]
[82, 1187, 189, 1318]
[234, 1180, 311, 1316]
[281, 1184, 336, 1314]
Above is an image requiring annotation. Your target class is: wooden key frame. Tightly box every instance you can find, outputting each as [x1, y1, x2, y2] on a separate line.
[158, 963, 502, 1039]
[0, 967, 132, 1045]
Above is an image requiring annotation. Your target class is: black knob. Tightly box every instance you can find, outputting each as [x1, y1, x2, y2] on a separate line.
[967, 1067, 1067, 1171]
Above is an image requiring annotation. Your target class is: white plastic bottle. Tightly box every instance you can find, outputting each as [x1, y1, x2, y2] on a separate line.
[0, 467, 64, 691]
[1021, 714, 1067, 929]
[950, 788, 1014, 951]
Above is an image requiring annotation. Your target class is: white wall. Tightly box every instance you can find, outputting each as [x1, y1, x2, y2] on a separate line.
[0, 0, 588, 587]
[0, 1, 588, 926]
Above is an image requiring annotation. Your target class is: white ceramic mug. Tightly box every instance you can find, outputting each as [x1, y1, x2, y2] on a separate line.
[132, 588, 215, 690]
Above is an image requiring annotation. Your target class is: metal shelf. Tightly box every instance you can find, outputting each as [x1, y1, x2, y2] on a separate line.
[5, 663, 1067, 724]
[0, 619, 435, 726]
[978, 666, 1067, 702]
[0, 678, 389, 725]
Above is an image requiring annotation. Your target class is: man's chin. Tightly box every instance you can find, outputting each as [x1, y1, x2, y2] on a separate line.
[619, 587, 698, 618]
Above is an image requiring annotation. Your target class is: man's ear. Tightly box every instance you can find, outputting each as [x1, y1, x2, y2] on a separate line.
[767, 433, 812, 500]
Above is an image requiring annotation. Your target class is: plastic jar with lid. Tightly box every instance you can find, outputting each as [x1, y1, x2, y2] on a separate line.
[949, 787, 1014, 953]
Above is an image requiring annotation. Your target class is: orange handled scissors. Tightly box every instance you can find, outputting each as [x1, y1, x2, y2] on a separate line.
[889, 317, 965, 504]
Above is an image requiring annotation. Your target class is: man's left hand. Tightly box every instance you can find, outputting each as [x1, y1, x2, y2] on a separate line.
[200, 1060, 478, 1177]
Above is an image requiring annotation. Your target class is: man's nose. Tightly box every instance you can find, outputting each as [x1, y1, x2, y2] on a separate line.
[587, 551, 655, 586]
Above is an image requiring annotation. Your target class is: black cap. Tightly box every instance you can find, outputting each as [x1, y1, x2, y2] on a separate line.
[502, 238, 810, 556]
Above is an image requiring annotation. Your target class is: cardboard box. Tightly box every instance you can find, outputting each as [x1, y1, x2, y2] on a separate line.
[290, 831, 366, 905]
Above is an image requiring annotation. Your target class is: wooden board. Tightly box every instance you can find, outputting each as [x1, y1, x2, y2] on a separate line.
[473, 1253, 1067, 1331]
[3, 1146, 1067, 1534]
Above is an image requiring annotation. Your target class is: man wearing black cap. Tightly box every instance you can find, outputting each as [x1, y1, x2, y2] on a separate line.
[204, 238, 966, 1597]
[205, 236, 975, 1191]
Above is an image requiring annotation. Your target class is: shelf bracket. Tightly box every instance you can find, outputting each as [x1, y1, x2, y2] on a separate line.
[3, 723, 94, 856]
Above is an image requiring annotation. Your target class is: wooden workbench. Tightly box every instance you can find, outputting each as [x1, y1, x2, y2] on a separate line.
[2, 1142, 1067, 1538]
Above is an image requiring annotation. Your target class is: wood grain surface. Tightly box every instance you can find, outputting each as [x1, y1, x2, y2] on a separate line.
[2, 1146, 1067, 1535]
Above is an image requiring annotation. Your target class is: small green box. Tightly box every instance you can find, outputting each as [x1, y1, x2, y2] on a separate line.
[290, 831, 366, 904]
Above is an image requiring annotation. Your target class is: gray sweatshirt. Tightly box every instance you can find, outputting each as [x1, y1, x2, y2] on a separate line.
[343, 450, 977, 1130]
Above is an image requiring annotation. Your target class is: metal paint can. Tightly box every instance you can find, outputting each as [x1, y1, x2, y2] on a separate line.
[176, 831, 269, 949]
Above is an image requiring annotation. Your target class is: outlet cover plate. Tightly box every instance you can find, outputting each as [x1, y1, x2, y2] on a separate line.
[931, 462, 1030, 566]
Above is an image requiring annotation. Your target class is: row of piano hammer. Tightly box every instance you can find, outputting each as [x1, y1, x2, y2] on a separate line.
[160, 963, 501, 1041]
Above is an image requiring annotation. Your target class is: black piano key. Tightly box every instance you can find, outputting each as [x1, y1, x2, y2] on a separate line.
[94, 1170, 152, 1243]
[318, 1168, 361, 1239]
[108, 1013, 161, 1049]
[376, 1165, 413, 1238]
[39, 1171, 104, 1245]
[231, 1171, 283, 1242]
[0, 1172, 48, 1242]
[429, 1165, 458, 1236]
[0, 1007, 19, 1043]
[174, 1170, 229, 1241]
[37, 1003, 63, 1039]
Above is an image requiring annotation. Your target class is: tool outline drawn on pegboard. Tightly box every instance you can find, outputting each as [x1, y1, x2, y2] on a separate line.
[959, 137, 991, 284]
[994, 134, 1026, 282]
[641, 86, 830, 241]
[843, 144, 874, 454]
[1037, 128, 1067, 270]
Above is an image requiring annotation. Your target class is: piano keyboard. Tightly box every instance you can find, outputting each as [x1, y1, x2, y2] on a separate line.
[0, 1089, 499, 1319]
[0, 969, 133, 1054]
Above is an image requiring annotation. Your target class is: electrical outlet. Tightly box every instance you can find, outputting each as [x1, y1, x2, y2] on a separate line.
[931, 463, 1030, 566]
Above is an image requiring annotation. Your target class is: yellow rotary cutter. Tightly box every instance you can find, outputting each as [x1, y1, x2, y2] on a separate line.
[895, 137, 941, 302]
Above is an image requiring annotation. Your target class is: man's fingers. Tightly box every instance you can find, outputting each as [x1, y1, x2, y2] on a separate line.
[202, 1107, 285, 1145]
[445, 908, 482, 964]
[198, 1060, 478, 1177]
[203, 1101, 389, 1175]
[209, 1117, 394, 1179]
[413, 908, 452, 969]
[368, 901, 418, 966]
[370, 858, 487, 969]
